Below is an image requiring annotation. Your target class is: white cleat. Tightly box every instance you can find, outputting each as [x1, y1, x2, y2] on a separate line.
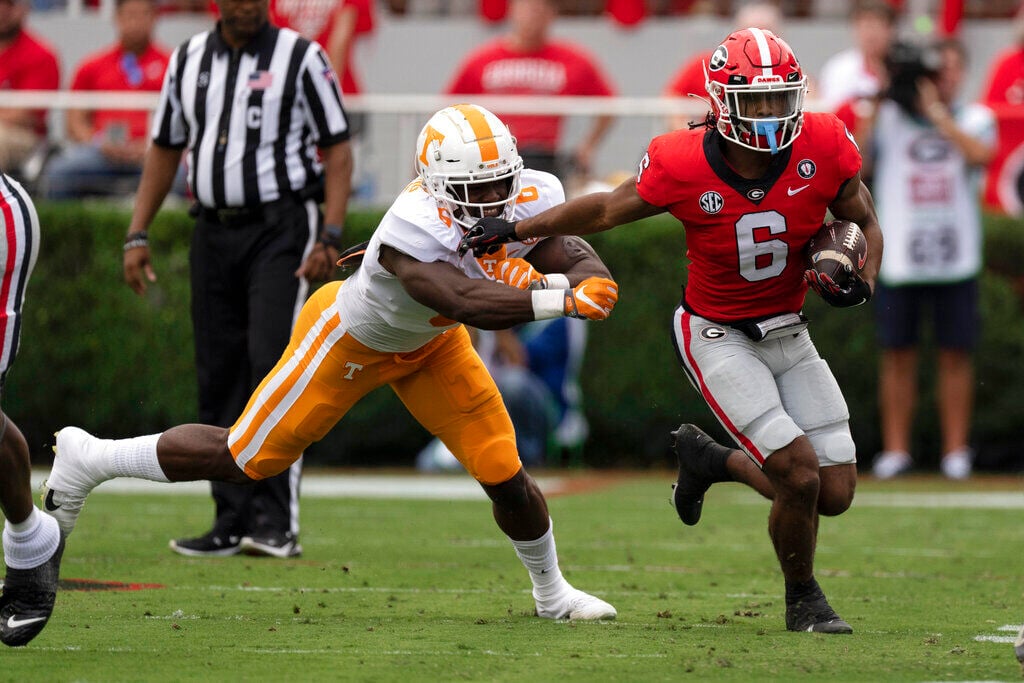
[536, 588, 617, 621]
[41, 427, 110, 537]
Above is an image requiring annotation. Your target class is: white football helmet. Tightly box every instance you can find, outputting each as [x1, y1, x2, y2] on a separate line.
[415, 104, 524, 230]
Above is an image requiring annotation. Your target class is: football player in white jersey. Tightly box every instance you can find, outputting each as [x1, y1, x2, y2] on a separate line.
[42, 104, 620, 621]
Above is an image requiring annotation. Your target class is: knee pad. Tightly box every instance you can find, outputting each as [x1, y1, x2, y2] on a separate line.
[743, 405, 804, 458]
[805, 421, 856, 466]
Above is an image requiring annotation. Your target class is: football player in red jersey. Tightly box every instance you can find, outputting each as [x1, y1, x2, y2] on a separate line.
[461, 27, 884, 634]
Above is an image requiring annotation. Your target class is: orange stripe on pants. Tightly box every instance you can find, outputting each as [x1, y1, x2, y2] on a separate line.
[228, 282, 521, 485]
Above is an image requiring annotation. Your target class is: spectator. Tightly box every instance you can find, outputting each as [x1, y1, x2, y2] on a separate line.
[119, 0, 353, 558]
[0, 173, 64, 648]
[44, 103, 618, 624]
[815, 0, 898, 112]
[862, 40, 996, 480]
[980, 3, 1024, 214]
[418, 317, 589, 471]
[445, 0, 616, 184]
[269, 0, 374, 97]
[662, 1, 782, 131]
[270, 0, 376, 199]
[41, 0, 171, 200]
[0, 0, 59, 177]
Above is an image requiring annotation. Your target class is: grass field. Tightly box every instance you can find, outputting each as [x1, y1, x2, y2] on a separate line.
[3, 470, 1023, 682]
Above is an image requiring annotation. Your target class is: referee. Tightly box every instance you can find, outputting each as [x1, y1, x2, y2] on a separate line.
[121, 0, 352, 559]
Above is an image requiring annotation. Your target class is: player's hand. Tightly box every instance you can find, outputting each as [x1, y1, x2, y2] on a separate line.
[458, 217, 518, 257]
[804, 269, 872, 308]
[496, 258, 544, 289]
[564, 277, 619, 320]
[124, 246, 156, 295]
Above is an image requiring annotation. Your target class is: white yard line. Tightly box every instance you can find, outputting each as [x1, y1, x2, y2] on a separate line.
[30, 469, 562, 500]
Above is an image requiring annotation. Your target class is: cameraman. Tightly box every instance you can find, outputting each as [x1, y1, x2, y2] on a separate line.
[860, 39, 997, 480]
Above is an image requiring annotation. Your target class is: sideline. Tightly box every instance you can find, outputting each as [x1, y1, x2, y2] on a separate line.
[30, 469, 1024, 507]
[30, 469, 556, 500]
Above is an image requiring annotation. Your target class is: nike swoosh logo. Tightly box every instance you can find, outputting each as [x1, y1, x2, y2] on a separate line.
[787, 185, 810, 196]
[6, 615, 46, 629]
[43, 489, 61, 511]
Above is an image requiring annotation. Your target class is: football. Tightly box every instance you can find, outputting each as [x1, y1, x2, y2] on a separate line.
[805, 219, 868, 286]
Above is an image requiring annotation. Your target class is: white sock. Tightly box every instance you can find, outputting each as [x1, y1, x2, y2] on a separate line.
[109, 433, 169, 482]
[3, 508, 60, 570]
[509, 519, 569, 602]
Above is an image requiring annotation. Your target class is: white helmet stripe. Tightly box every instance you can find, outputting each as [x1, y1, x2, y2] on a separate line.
[749, 27, 773, 79]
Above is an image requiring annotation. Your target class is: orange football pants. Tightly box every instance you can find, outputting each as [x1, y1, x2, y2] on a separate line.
[228, 281, 522, 485]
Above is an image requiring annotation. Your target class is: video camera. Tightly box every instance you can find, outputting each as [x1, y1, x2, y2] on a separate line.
[883, 40, 943, 116]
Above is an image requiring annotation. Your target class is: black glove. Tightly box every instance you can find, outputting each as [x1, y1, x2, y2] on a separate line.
[458, 217, 519, 257]
[804, 269, 873, 308]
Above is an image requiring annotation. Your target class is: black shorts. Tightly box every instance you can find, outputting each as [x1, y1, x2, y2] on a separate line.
[872, 279, 980, 351]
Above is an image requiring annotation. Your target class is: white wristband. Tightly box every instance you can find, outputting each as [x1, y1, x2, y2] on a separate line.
[541, 273, 570, 290]
[531, 289, 566, 320]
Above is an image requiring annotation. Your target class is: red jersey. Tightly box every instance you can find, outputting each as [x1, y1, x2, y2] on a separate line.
[445, 41, 615, 151]
[269, 0, 374, 94]
[636, 112, 862, 322]
[664, 50, 710, 99]
[982, 47, 1024, 107]
[0, 29, 60, 136]
[70, 43, 170, 142]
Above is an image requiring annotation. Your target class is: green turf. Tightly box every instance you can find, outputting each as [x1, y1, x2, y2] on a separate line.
[3, 473, 1023, 681]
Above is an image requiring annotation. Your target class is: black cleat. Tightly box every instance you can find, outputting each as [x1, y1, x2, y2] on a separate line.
[785, 589, 853, 634]
[169, 530, 241, 557]
[0, 536, 65, 647]
[670, 423, 730, 526]
[239, 530, 302, 559]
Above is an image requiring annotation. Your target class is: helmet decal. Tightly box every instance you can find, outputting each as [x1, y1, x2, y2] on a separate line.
[709, 45, 728, 71]
[414, 104, 524, 231]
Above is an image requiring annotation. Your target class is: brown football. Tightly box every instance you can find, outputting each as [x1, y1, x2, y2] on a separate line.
[805, 219, 867, 285]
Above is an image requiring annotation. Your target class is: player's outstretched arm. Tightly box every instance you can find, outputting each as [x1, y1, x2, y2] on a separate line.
[460, 178, 662, 256]
[523, 235, 613, 287]
[381, 246, 618, 329]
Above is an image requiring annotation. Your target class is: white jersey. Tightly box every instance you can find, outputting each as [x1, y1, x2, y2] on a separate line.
[873, 100, 996, 285]
[336, 168, 566, 352]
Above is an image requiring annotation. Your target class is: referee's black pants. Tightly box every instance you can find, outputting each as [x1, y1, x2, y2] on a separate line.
[190, 198, 318, 540]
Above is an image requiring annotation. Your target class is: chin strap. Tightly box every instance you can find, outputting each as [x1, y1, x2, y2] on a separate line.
[753, 120, 780, 155]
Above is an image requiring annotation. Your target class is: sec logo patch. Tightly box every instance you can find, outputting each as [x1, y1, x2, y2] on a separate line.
[797, 159, 816, 179]
[699, 191, 724, 214]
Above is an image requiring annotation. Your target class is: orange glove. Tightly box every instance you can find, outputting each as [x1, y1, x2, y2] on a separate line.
[496, 258, 544, 290]
[564, 277, 619, 320]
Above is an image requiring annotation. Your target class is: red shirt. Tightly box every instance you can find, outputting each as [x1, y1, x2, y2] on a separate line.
[636, 113, 862, 321]
[70, 43, 170, 142]
[664, 50, 711, 100]
[0, 29, 60, 135]
[982, 47, 1024, 108]
[445, 40, 615, 151]
[270, 0, 374, 94]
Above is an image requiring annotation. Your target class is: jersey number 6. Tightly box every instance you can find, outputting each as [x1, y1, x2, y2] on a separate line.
[735, 210, 788, 282]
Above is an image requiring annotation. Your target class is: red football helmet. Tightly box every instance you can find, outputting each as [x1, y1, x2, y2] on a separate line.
[703, 27, 807, 154]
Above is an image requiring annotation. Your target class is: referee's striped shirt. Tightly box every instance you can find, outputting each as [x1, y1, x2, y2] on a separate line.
[152, 22, 350, 209]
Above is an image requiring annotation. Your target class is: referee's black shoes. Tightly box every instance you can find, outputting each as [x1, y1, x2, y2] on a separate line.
[169, 529, 241, 557]
[240, 530, 302, 559]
